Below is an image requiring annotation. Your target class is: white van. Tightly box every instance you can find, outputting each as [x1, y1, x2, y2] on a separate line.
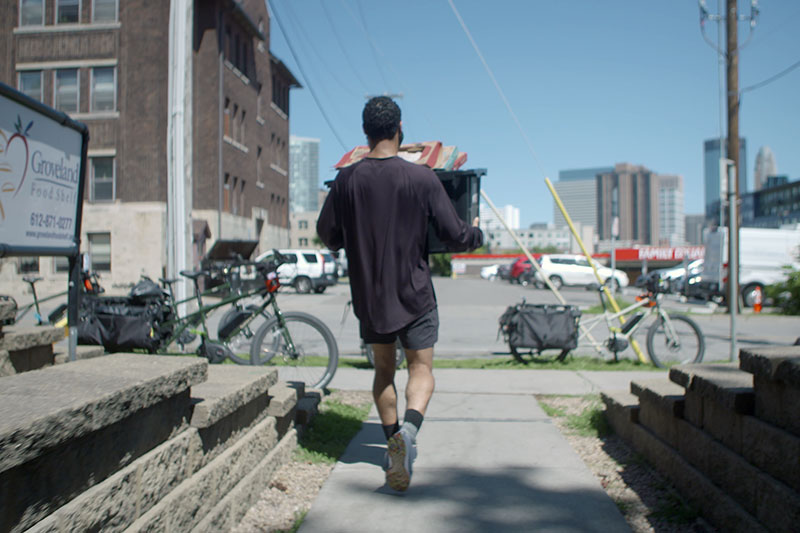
[704, 227, 800, 306]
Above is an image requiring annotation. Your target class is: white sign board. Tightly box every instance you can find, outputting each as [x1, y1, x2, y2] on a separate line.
[0, 86, 85, 254]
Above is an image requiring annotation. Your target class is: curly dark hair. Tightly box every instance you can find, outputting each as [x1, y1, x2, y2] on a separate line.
[362, 96, 401, 142]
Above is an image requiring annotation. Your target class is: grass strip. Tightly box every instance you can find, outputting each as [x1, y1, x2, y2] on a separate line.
[337, 355, 660, 371]
[295, 395, 372, 465]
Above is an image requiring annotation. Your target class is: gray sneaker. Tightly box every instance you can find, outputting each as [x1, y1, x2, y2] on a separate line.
[385, 429, 416, 491]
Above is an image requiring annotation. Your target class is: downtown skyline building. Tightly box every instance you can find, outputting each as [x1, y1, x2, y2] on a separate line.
[597, 163, 659, 246]
[553, 166, 613, 231]
[658, 175, 685, 246]
[704, 138, 748, 224]
[754, 145, 778, 192]
[289, 135, 320, 213]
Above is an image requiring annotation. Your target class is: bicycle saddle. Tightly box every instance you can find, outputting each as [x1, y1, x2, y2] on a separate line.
[23, 275, 43, 284]
[159, 277, 181, 286]
[179, 270, 206, 281]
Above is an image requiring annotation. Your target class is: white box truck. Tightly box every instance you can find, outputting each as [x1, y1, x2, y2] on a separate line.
[704, 227, 800, 306]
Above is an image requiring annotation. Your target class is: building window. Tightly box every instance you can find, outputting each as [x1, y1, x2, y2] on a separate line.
[272, 77, 288, 114]
[92, 0, 117, 22]
[232, 176, 239, 215]
[298, 220, 308, 229]
[298, 238, 308, 247]
[91, 67, 115, 111]
[20, 0, 44, 26]
[91, 157, 114, 201]
[88, 233, 111, 271]
[18, 71, 43, 102]
[239, 110, 246, 144]
[223, 98, 231, 137]
[18, 257, 39, 273]
[57, 0, 80, 23]
[55, 256, 70, 272]
[223, 173, 231, 212]
[55, 69, 79, 113]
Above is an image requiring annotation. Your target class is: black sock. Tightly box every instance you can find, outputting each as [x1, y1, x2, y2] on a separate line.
[382, 422, 400, 440]
[403, 409, 424, 431]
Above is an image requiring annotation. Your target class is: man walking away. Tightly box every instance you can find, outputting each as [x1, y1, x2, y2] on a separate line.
[317, 96, 483, 491]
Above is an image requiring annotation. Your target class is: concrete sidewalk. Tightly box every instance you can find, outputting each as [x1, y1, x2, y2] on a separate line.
[299, 368, 658, 532]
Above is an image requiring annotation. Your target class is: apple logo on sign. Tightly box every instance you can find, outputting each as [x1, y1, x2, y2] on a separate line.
[0, 116, 32, 220]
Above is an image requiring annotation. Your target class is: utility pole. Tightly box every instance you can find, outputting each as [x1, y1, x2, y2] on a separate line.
[699, 0, 758, 316]
[726, 0, 740, 312]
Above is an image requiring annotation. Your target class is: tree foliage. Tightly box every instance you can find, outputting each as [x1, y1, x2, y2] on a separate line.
[766, 266, 800, 315]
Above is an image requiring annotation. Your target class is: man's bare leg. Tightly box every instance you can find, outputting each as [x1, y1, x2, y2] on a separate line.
[403, 347, 435, 415]
[371, 343, 399, 427]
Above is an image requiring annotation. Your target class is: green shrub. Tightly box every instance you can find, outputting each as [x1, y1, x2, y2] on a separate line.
[430, 253, 452, 276]
[766, 266, 800, 315]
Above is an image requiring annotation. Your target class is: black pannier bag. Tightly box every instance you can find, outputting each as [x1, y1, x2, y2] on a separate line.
[77, 292, 173, 352]
[499, 303, 581, 352]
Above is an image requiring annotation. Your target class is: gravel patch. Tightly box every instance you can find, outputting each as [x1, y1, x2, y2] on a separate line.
[536, 395, 716, 533]
[234, 391, 715, 532]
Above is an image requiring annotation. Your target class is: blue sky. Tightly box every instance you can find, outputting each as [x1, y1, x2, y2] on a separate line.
[267, 1, 800, 227]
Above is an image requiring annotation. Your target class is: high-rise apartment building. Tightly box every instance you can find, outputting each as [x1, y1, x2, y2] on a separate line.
[597, 163, 659, 245]
[289, 136, 320, 213]
[704, 138, 747, 222]
[658, 175, 685, 245]
[0, 0, 300, 289]
[553, 167, 612, 229]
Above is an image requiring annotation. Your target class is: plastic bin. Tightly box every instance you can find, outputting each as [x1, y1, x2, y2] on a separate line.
[428, 168, 485, 254]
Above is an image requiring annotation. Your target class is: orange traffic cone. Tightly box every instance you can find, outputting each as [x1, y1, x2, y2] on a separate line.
[753, 286, 762, 313]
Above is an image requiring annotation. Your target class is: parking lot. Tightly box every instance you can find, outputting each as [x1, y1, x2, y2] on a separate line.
[273, 275, 799, 364]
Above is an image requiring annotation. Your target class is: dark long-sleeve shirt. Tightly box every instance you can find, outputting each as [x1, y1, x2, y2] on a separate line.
[317, 156, 483, 333]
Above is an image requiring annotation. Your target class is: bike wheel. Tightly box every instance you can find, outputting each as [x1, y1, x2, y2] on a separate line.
[646, 314, 705, 368]
[221, 307, 271, 365]
[365, 340, 406, 368]
[250, 311, 338, 389]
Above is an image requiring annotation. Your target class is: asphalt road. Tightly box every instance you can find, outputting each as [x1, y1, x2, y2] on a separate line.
[273, 276, 799, 364]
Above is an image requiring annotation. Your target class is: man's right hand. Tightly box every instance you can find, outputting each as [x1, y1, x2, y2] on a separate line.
[472, 217, 479, 227]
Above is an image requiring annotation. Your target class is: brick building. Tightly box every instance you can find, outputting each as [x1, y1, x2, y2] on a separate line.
[597, 163, 660, 246]
[0, 0, 299, 292]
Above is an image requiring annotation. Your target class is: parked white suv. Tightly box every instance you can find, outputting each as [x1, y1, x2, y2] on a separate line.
[254, 249, 337, 294]
[534, 254, 629, 289]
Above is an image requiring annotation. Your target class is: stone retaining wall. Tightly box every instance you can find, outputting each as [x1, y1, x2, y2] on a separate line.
[0, 353, 321, 532]
[602, 346, 800, 533]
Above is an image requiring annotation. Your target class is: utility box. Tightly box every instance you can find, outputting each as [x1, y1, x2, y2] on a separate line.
[428, 168, 485, 254]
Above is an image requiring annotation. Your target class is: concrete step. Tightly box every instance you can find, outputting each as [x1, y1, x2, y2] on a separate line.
[669, 363, 754, 454]
[25, 366, 298, 533]
[629, 421, 767, 533]
[53, 344, 105, 364]
[630, 378, 685, 449]
[124, 415, 283, 532]
[0, 354, 207, 532]
[191, 429, 297, 533]
[0, 325, 64, 376]
[740, 346, 800, 438]
[600, 390, 639, 443]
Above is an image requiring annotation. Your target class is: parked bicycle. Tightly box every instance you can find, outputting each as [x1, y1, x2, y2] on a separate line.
[500, 276, 705, 368]
[79, 251, 339, 389]
[579, 277, 705, 367]
[15, 269, 104, 326]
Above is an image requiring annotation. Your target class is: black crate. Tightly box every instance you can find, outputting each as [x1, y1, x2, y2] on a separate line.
[427, 168, 485, 254]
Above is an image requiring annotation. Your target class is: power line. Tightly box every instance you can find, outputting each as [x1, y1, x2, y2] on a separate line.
[320, 0, 370, 93]
[268, 0, 349, 151]
[340, 0, 391, 93]
[446, 0, 547, 179]
[740, 57, 800, 93]
[281, 0, 361, 98]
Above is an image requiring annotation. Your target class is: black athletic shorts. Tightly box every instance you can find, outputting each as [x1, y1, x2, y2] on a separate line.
[360, 307, 439, 350]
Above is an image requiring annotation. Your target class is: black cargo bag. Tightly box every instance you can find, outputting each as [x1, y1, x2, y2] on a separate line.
[77, 295, 170, 352]
[499, 304, 581, 352]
